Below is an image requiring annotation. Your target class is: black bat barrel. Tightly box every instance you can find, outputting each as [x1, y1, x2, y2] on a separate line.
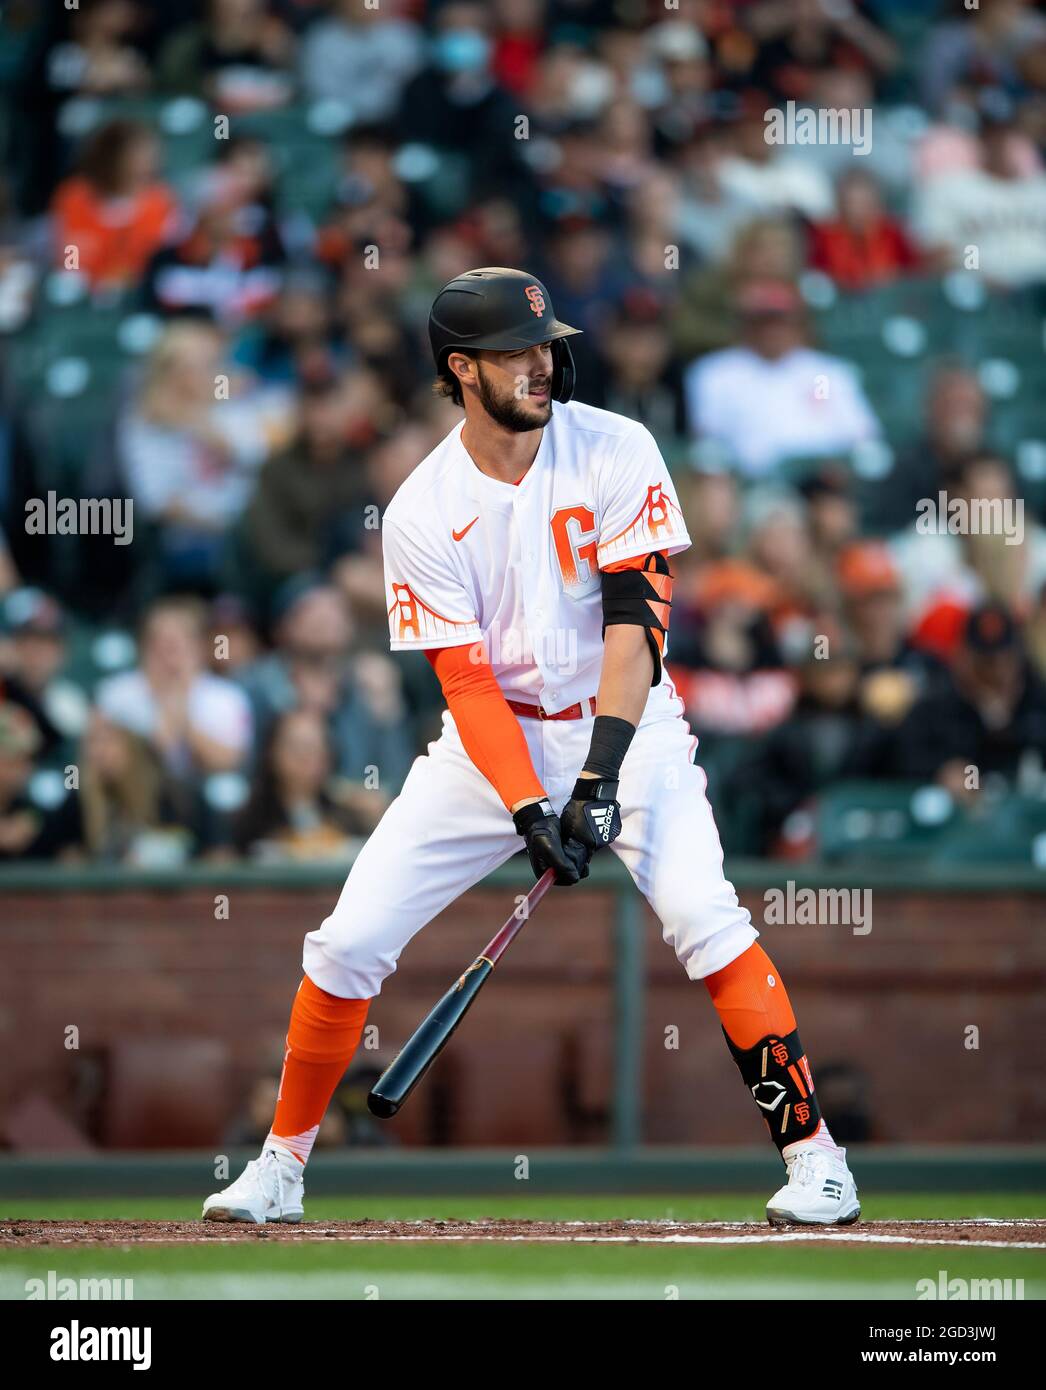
[367, 956, 493, 1118]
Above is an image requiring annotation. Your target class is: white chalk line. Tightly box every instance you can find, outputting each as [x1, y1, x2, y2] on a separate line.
[25, 1231, 1044, 1250]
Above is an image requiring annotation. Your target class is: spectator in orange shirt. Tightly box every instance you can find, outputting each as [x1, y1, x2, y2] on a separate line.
[809, 169, 921, 292]
[51, 119, 178, 289]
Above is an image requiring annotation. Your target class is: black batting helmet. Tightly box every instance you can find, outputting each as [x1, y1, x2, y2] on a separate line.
[428, 267, 581, 403]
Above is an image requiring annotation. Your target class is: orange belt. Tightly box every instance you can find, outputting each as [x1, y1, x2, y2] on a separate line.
[506, 696, 597, 721]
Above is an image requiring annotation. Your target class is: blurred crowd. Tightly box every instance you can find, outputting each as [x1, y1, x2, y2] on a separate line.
[0, 0, 1045, 865]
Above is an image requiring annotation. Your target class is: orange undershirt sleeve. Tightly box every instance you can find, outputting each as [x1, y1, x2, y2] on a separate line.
[426, 645, 545, 812]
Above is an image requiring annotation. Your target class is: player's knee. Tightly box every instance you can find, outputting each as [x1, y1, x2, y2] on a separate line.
[658, 883, 753, 958]
[303, 915, 399, 997]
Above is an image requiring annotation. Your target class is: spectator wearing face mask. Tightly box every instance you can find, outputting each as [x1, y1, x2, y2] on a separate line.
[299, 0, 424, 121]
[394, 2, 531, 212]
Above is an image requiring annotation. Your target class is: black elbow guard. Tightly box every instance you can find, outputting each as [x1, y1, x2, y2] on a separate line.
[600, 553, 673, 686]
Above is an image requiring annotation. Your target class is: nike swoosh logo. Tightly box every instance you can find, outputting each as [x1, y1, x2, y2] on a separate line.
[452, 516, 479, 542]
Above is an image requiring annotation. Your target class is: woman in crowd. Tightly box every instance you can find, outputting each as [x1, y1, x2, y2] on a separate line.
[234, 707, 365, 862]
[50, 119, 177, 290]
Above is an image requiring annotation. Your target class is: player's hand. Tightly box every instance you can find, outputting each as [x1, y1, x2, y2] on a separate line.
[512, 798, 588, 886]
[559, 777, 622, 871]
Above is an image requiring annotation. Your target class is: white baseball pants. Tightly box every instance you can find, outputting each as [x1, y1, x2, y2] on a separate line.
[303, 682, 757, 998]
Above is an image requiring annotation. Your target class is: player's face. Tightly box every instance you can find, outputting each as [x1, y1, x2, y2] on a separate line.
[475, 343, 554, 431]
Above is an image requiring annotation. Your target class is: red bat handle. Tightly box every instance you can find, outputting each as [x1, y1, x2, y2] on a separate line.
[482, 868, 555, 965]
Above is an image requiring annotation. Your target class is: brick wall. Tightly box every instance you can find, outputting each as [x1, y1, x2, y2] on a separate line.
[1, 880, 1043, 1147]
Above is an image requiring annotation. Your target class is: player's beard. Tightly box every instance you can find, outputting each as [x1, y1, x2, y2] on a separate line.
[476, 363, 553, 432]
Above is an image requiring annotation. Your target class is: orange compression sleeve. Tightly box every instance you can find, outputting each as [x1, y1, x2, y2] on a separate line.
[426, 645, 546, 811]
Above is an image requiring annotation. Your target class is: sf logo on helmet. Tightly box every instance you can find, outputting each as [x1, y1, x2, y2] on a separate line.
[524, 285, 545, 316]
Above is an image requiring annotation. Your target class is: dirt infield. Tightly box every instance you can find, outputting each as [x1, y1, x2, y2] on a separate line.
[3, 1219, 1045, 1249]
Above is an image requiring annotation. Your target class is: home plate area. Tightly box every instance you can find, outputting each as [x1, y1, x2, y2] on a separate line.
[3, 1219, 1044, 1249]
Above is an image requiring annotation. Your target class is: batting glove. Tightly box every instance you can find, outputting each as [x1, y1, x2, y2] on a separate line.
[513, 798, 588, 886]
[559, 777, 622, 871]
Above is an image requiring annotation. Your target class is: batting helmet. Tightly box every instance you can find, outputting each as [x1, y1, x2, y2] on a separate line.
[428, 267, 581, 403]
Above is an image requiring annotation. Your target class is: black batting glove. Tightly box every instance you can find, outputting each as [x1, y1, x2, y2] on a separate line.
[560, 777, 622, 868]
[513, 798, 587, 886]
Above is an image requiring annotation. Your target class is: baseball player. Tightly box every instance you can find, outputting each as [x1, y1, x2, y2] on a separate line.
[204, 268, 859, 1227]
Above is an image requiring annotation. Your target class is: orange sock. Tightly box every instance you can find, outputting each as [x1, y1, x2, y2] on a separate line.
[267, 976, 370, 1165]
[704, 942, 796, 1048]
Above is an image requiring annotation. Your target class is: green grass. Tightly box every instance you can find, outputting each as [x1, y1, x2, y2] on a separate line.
[2, 1195, 1043, 1301]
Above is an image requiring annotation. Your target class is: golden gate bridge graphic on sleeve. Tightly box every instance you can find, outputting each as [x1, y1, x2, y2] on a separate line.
[596, 483, 687, 564]
[388, 583, 477, 643]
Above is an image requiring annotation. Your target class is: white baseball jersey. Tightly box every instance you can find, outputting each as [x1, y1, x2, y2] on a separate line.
[302, 400, 756, 1002]
[382, 401, 692, 713]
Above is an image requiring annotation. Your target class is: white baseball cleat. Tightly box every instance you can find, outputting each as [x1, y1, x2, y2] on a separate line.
[766, 1146, 860, 1227]
[202, 1147, 305, 1224]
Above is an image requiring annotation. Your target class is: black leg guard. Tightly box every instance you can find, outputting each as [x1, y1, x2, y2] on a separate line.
[723, 1027, 822, 1153]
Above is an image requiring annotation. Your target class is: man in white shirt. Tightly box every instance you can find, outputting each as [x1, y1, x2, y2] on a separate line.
[684, 280, 881, 477]
[717, 106, 836, 223]
[96, 596, 253, 780]
[912, 118, 1046, 288]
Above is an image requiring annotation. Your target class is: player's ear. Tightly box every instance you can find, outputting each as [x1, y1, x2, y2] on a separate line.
[446, 351, 477, 393]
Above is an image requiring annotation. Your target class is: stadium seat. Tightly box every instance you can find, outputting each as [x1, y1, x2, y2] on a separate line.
[697, 733, 768, 855]
[815, 780, 959, 863]
[927, 797, 1046, 867]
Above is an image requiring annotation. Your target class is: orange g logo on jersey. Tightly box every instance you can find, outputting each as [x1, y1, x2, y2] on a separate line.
[524, 285, 545, 317]
[551, 503, 599, 597]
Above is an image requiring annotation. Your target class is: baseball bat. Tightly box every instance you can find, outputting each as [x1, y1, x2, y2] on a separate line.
[367, 869, 555, 1118]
